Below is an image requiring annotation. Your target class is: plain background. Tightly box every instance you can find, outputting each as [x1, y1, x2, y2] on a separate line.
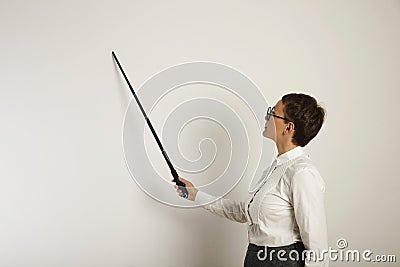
[1, 0, 399, 266]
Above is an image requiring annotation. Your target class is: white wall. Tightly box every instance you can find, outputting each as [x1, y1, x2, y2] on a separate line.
[1, 0, 399, 266]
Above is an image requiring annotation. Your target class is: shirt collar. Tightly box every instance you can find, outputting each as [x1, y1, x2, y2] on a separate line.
[275, 146, 305, 166]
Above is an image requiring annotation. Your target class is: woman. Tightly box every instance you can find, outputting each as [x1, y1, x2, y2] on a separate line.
[172, 93, 329, 267]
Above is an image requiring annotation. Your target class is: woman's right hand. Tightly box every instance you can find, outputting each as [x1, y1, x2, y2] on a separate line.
[171, 176, 199, 201]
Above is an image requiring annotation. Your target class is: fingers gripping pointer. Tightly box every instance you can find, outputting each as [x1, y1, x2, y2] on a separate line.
[171, 177, 199, 201]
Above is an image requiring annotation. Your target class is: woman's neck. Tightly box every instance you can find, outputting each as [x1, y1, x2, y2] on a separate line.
[276, 142, 298, 157]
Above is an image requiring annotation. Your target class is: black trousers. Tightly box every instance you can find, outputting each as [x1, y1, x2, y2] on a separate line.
[244, 242, 305, 267]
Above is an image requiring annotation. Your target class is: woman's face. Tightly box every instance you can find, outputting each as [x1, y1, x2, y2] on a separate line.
[262, 100, 286, 142]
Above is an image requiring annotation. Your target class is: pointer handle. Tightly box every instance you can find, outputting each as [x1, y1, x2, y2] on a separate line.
[171, 169, 188, 199]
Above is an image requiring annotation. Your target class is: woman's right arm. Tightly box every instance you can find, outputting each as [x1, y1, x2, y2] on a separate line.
[173, 177, 248, 224]
[194, 190, 248, 223]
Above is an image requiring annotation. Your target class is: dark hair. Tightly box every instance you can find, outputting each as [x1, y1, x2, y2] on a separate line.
[281, 93, 326, 147]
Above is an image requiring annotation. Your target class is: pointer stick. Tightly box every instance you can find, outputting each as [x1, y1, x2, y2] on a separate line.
[112, 51, 188, 199]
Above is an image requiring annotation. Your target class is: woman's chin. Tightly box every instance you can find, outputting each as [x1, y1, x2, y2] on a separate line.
[263, 130, 276, 141]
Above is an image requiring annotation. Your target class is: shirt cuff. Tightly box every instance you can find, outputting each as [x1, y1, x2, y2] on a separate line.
[194, 190, 217, 205]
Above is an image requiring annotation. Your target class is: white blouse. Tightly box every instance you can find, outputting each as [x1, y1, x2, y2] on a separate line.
[194, 146, 329, 266]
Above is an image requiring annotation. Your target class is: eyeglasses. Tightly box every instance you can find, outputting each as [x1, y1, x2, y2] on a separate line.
[265, 106, 292, 122]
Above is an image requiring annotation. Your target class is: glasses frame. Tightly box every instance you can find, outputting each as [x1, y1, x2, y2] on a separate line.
[265, 106, 293, 123]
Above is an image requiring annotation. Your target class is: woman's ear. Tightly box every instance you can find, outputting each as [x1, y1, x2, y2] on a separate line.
[286, 122, 295, 133]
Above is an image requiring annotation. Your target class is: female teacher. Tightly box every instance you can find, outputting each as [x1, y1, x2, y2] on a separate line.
[172, 93, 329, 267]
